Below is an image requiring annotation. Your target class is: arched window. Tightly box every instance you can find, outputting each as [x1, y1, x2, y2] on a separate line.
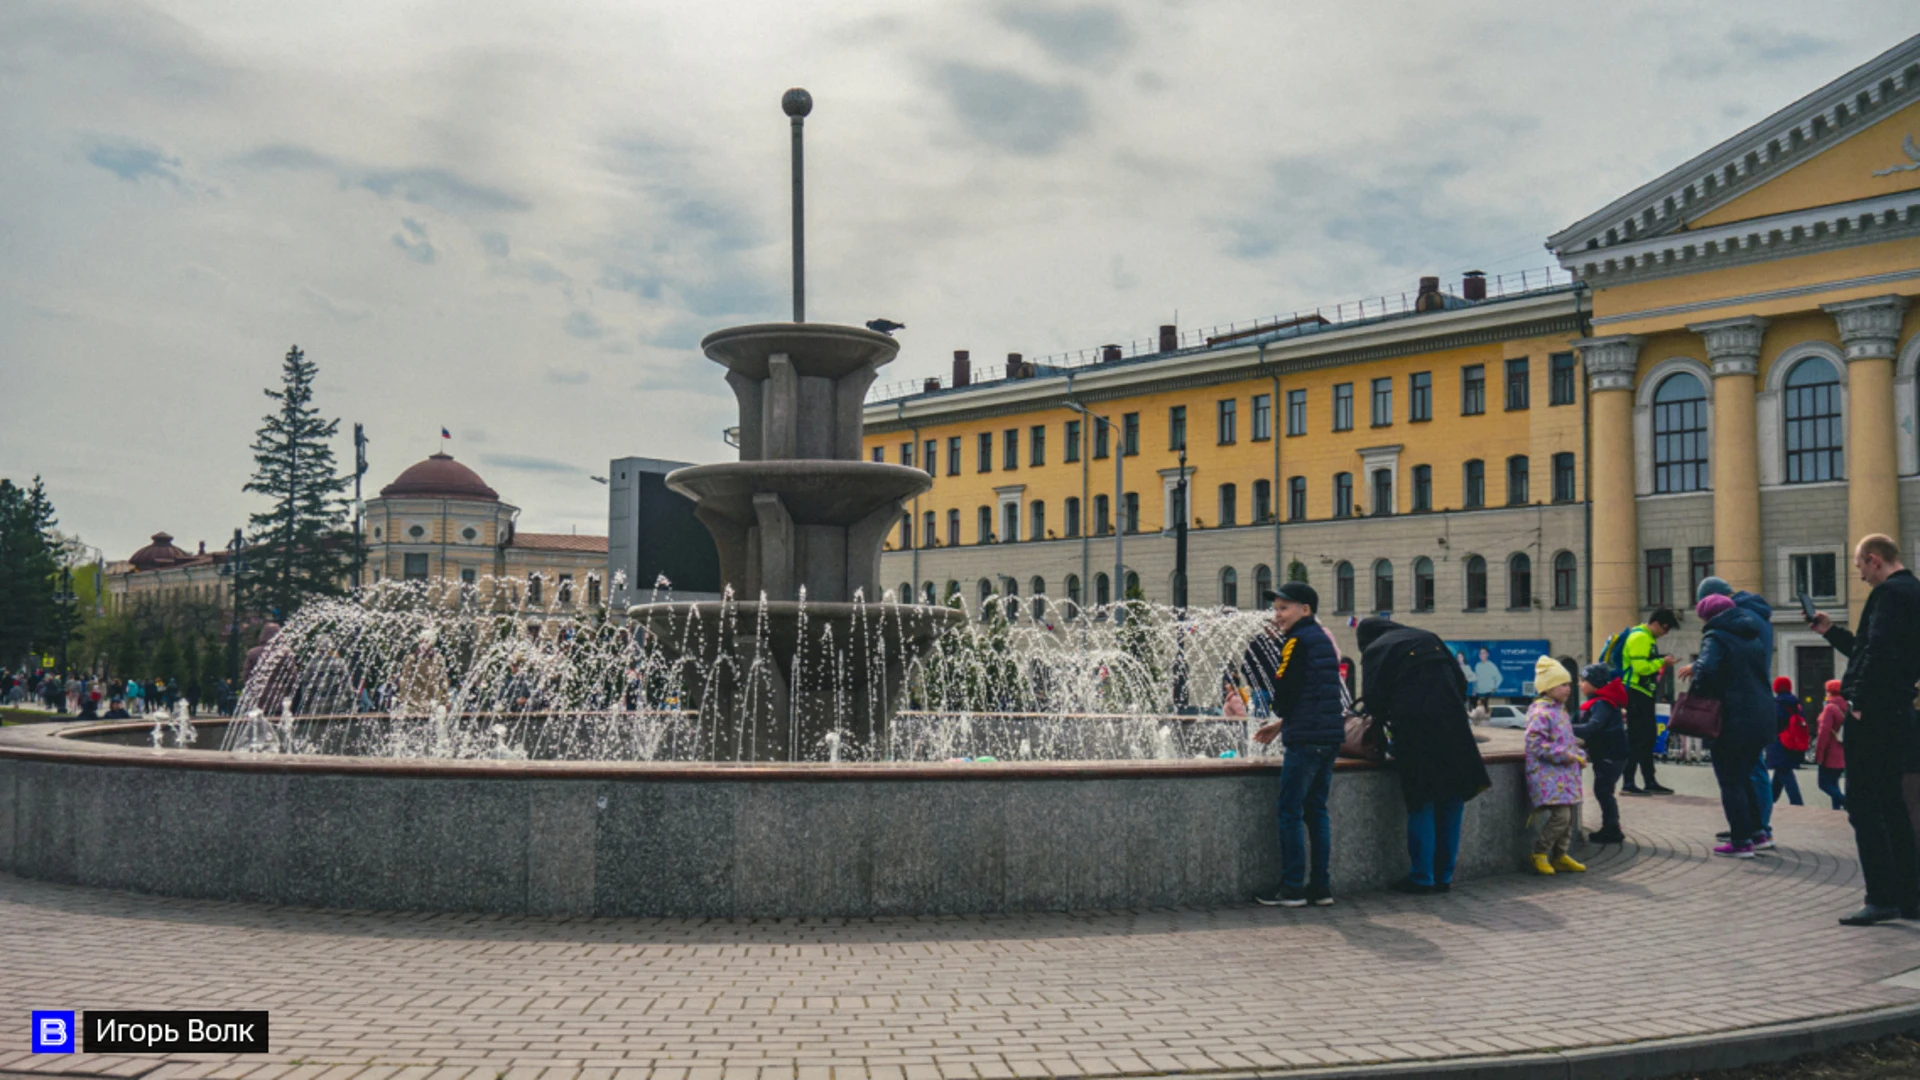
[1508, 553, 1532, 609]
[1066, 573, 1082, 608]
[1334, 561, 1355, 613]
[944, 579, 960, 603]
[1413, 557, 1435, 611]
[1652, 372, 1708, 493]
[1095, 572, 1111, 606]
[1220, 567, 1238, 608]
[977, 577, 993, 620]
[1784, 357, 1843, 483]
[1030, 576, 1046, 621]
[1465, 556, 1487, 611]
[1372, 559, 1393, 613]
[1000, 576, 1020, 622]
[898, 582, 912, 604]
[1553, 551, 1578, 608]
[1254, 564, 1273, 604]
[1124, 570, 1140, 598]
[923, 581, 937, 605]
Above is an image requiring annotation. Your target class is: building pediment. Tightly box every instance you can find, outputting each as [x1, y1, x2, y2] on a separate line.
[1548, 35, 1920, 269]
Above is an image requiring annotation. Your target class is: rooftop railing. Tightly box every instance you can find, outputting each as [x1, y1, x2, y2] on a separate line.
[866, 265, 1576, 404]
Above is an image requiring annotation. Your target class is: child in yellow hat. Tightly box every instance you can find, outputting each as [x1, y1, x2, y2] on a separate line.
[1525, 655, 1587, 875]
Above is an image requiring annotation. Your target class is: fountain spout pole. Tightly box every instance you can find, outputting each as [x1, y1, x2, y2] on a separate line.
[783, 88, 813, 323]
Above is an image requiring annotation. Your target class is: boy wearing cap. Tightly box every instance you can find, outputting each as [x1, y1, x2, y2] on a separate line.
[1575, 664, 1630, 845]
[1251, 581, 1347, 907]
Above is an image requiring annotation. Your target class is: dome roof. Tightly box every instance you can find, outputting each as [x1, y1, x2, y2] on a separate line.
[379, 453, 499, 501]
[129, 531, 191, 570]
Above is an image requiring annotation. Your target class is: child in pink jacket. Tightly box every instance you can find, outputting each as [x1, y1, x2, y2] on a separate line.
[1525, 656, 1587, 875]
[1813, 679, 1847, 810]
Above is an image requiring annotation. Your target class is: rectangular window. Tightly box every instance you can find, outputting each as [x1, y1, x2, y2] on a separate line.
[1792, 552, 1838, 600]
[588, 575, 601, 606]
[527, 573, 543, 604]
[1411, 465, 1432, 511]
[1464, 460, 1485, 508]
[1550, 352, 1576, 406]
[1065, 419, 1082, 462]
[924, 439, 938, 476]
[900, 442, 914, 468]
[1169, 405, 1187, 450]
[978, 506, 993, 543]
[1552, 452, 1576, 502]
[1409, 372, 1432, 421]
[1003, 429, 1019, 470]
[977, 432, 992, 472]
[460, 567, 477, 585]
[1094, 418, 1110, 459]
[1094, 494, 1111, 535]
[1334, 472, 1353, 517]
[404, 552, 430, 580]
[1286, 389, 1307, 435]
[1288, 476, 1306, 521]
[1646, 549, 1673, 608]
[1462, 365, 1485, 415]
[559, 574, 574, 604]
[1030, 500, 1046, 540]
[1123, 492, 1140, 533]
[1332, 383, 1353, 431]
[1371, 468, 1392, 516]
[947, 436, 961, 476]
[1251, 394, 1271, 440]
[1689, 546, 1715, 601]
[1370, 378, 1392, 427]
[870, 447, 884, 463]
[1030, 425, 1046, 467]
[1122, 413, 1139, 456]
[1216, 399, 1236, 445]
[1002, 502, 1019, 543]
[1064, 497, 1081, 538]
[924, 510, 935, 545]
[1507, 455, 1529, 505]
[947, 509, 960, 546]
[1218, 484, 1237, 526]
[1252, 479, 1272, 522]
[899, 515, 913, 549]
[1505, 357, 1530, 410]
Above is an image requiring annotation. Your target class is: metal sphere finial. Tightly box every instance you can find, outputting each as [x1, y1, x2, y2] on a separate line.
[782, 87, 813, 118]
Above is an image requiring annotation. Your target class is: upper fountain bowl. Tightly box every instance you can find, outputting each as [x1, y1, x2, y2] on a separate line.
[701, 323, 900, 381]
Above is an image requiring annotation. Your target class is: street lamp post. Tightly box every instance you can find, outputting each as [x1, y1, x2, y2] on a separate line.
[221, 528, 247, 690]
[54, 566, 76, 684]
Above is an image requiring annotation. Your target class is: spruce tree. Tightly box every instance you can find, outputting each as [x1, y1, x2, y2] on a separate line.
[242, 346, 352, 620]
[0, 477, 61, 668]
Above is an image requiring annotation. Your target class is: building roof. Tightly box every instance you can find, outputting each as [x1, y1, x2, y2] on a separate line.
[379, 453, 500, 501]
[127, 532, 193, 570]
[510, 532, 609, 554]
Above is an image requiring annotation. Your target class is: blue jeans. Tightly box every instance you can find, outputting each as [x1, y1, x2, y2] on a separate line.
[1278, 742, 1338, 890]
[1817, 766, 1846, 810]
[1748, 760, 1773, 833]
[1771, 766, 1803, 805]
[1406, 798, 1465, 886]
[1716, 740, 1766, 845]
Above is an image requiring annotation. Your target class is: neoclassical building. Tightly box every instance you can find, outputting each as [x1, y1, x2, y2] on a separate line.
[1554, 33, 1920, 694]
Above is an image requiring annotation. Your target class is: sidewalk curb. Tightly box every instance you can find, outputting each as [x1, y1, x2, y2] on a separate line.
[1194, 1000, 1920, 1079]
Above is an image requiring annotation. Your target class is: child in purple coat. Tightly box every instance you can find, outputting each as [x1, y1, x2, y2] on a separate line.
[1525, 655, 1587, 875]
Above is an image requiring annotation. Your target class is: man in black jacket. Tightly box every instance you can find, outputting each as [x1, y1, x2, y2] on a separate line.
[1811, 534, 1920, 925]
[1250, 582, 1347, 908]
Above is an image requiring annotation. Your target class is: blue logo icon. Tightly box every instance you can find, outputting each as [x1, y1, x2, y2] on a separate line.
[32, 1011, 76, 1053]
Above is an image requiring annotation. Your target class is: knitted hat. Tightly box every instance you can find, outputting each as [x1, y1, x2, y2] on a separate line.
[1696, 593, 1735, 621]
[1696, 575, 1733, 602]
[1826, 679, 1844, 695]
[1534, 655, 1571, 694]
[1773, 676, 1794, 694]
[1581, 663, 1616, 688]
[1275, 581, 1318, 611]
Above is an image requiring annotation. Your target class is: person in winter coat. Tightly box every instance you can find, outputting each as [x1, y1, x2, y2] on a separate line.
[1355, 617, 1493, 895]
[1767, 676, 1808, 805]
[1814, 679, 1847, 810]
[1575, 664, 1630, 844]
[1526, 657, 1586, 874]
[1680, 592, 1773, 858]
[1250, 582, 1346, 908]
[1698, 577, 1780, 846]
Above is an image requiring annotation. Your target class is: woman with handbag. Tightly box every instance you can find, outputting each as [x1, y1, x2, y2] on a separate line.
[1678, 592, 1774, 858]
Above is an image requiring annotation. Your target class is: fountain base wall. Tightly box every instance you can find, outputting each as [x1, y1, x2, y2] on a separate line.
[0, 726, 1539, 916]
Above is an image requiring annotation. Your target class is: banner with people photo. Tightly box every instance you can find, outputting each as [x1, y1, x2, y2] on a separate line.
[1444, 639, 1553, 699]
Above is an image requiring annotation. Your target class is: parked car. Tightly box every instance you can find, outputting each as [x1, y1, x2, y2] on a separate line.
[1484, 703, 1528, 729]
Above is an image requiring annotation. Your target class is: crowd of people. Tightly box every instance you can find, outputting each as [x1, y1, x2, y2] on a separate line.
[1, 667, 239, 720]
[1234, 532, 1920, 926]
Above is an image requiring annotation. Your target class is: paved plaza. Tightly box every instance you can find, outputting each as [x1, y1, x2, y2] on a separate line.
[4, 791, 1920, 1080]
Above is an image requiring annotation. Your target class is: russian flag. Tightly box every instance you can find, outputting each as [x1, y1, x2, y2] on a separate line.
[440, 427, 451, 440]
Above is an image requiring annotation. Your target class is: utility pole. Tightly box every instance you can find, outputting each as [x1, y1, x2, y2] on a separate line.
[353, 422, 369, 589]
[784, 88, 812, 322]
[223, 528, 246, 686]
[1173, 444, 1189, 610]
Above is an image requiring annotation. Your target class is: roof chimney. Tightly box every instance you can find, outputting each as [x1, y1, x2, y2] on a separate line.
[1101, 343, 1123, 363]
[1007, 352, 1028, 379]
[953, 350, 971, 387]
[1414, 276, 1445, 312]
[923, 376, 942, 393]
[1158, 324, 1178, 353]
[1462, 270, 1487, 302]
[198, 541, 206, 555]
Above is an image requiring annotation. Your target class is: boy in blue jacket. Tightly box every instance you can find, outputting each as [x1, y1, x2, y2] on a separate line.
[1251, 581, 1347, 908]
[1575, 664, 1630, 844]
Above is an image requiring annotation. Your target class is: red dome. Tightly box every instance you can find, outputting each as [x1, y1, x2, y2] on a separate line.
[129, 531, 191, 570]
[379, 453, 499, 501]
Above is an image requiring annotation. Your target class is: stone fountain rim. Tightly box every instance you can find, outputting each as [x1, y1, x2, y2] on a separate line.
[699, 321, 899, 378]
[0, 720, 1526, 781]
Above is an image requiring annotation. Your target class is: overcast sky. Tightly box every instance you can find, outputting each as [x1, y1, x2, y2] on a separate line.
[2, 1, 1911, 560]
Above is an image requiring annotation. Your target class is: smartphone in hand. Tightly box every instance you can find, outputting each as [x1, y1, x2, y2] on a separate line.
[1798, 591, 1817, 621]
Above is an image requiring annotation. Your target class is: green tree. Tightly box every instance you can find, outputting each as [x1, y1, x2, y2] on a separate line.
[1287, 560, 1309, 584]
[242, 345, 352, 621]
[0, 477, 61, 668]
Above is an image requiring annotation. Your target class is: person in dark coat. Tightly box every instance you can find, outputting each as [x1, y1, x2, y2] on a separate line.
[1811, 534, 1920, 925]
[1681, 592, 1773, 858]
[1250, 582, 1346, 908]
[1575, 664, 1630, 844]
[1767, 676, 1807, 806]
[1355, 617, 1491, 895]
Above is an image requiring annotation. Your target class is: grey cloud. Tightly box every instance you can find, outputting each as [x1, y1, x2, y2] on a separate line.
[238, 144, 531, 214]
[391, 218, 436, 264]
[1725, 27, 1835, 63]
[302, 286, 368, 322]
[994, 2, 1134, 68]
[85, 138, 185, 185]
[933, 63, 1092, 155]
[480, 231, 511, 257]
[600, 266, 662, 299]
[560, 311, 604, 340]
[479, 453, 580, 474]
[546, 368, 591, 383]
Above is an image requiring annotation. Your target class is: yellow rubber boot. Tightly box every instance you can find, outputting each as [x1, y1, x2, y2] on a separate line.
[1529, 853, 1556, 875]
[1553, 853, 1587, 873]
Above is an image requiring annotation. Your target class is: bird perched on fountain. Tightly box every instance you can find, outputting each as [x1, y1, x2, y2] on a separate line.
[866, 318, 905, 336]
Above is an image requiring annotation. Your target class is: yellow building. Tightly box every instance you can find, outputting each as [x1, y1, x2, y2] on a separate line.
[1552, 32, 1920, 693]
[865, 281, 1592, 656]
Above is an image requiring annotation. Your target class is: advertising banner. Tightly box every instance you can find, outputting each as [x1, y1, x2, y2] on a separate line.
[1444, 639, 1553, 699]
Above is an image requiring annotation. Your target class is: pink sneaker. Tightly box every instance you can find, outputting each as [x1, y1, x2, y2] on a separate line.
[1751, 833, 1776, 851]
[1714, 841, 1754, 858]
